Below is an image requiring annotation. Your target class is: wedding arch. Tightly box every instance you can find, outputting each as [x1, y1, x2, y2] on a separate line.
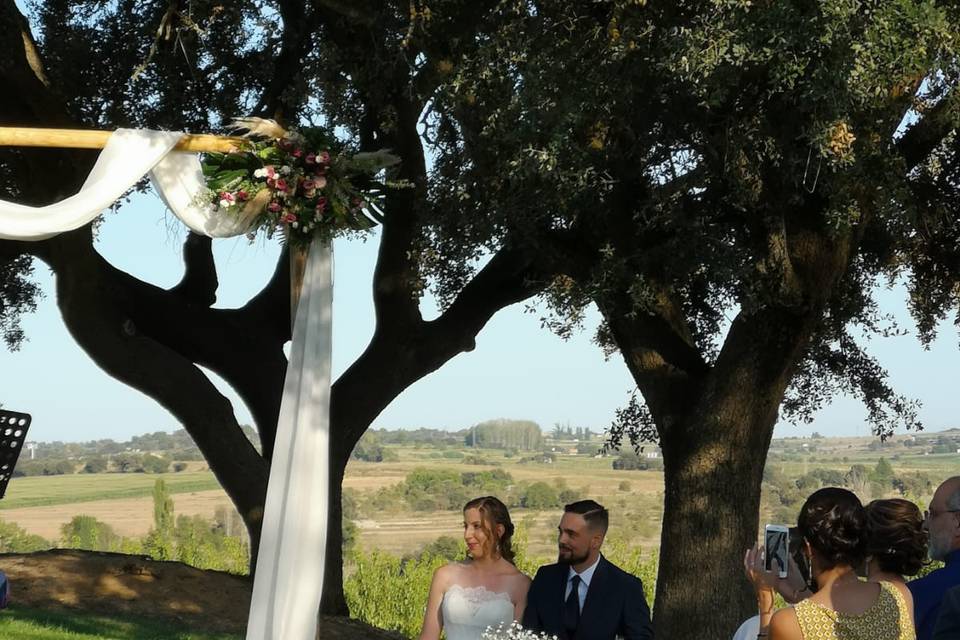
[0, 125, 343, 640]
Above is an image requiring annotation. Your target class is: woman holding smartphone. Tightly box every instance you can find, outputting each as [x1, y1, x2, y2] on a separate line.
[744, 487, 914, 640]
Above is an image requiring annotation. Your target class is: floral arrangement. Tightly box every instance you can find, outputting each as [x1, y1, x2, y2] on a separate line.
[481, 622, 558, 640]
[201, 118, 401, 245]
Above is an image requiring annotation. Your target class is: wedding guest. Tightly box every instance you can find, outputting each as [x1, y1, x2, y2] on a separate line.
[864, 498, 926, 620]
[909, 477, 960, 640]
[932, 584, 960, 640]
[745, 487, 913, 639]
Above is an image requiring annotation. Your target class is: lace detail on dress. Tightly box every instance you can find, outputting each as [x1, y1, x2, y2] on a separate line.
[442, 585, 515, 640]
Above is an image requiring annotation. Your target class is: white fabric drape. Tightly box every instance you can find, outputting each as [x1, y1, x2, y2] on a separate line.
[0, 129, 251, 240]
[0, 129, 331, 640]
[246, 238, 331, 640]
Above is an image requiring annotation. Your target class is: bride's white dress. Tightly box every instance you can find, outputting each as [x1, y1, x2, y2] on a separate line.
[441, 585, 515, 640]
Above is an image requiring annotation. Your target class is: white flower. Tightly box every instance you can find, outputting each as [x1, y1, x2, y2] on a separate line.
[253, 168, 267, 178]
[219, 199, 233, 208]
[280, 165, 292, 175]
[291, 221, 299, 228]
[480, 621, 557, 640]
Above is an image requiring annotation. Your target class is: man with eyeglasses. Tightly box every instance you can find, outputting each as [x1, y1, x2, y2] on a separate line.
[909, 476, 960, 640]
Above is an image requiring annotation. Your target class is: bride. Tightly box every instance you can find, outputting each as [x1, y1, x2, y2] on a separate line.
[419, 496, 531, 640]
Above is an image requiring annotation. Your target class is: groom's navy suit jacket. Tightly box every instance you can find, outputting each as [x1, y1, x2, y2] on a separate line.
[522, 556, 653, 640]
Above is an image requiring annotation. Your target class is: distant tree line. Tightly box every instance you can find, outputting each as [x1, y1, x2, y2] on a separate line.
[24, 426, 260, 461]
[550, 423, 595, 441]
[465, 420, 544, 450]
[14, 453, 178, 477]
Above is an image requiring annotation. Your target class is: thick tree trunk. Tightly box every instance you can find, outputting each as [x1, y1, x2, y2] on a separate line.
[654, 403, 775, 639]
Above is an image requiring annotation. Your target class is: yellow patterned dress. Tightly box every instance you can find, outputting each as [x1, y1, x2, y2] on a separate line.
[794, 581, 915, 640]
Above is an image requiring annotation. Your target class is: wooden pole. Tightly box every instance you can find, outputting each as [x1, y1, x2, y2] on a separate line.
[0, 126, 245, 153]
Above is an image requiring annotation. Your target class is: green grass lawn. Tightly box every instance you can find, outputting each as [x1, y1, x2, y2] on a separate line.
[0, 472, 222, 510]
[0, 605, 242, 639]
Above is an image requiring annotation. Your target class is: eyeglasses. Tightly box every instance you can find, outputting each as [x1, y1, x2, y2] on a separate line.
[924, 508, 960, 521]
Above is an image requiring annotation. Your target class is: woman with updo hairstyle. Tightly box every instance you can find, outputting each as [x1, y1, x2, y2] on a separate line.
[865, 498, 927, 579]
[862, 499, 925, 624]
[418, 496, 531, 640]
[746, 487, 915, 640]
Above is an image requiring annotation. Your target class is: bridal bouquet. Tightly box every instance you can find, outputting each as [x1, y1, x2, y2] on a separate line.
[481, 622, 558, 640]
[201, 118, 402, 246]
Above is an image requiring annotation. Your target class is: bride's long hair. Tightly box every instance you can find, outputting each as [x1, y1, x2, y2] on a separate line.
[463, 496, 516, 564]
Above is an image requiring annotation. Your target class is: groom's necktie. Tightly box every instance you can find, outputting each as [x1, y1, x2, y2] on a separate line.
[562, 574, 581, 637]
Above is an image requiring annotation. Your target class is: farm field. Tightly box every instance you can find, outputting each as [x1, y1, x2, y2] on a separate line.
[1, 430, 958, 559]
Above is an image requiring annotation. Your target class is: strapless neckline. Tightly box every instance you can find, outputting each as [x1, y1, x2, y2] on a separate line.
[444, 584, 513, 603]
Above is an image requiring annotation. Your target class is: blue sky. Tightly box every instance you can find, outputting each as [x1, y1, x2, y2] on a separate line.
[1, 189, 958, 443]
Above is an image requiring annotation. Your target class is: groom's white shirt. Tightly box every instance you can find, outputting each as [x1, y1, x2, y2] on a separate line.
[564, 555, 602, 612]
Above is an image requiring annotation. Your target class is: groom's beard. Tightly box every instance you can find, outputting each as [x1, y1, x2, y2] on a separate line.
[558, 545, 588, 566]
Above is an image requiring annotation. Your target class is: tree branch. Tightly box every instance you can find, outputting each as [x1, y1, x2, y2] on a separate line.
[169, 232, 218, 306]
[38, 229, 268, 521]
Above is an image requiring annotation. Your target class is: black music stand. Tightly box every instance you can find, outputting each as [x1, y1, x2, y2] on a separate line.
[0, 410, 31, 499]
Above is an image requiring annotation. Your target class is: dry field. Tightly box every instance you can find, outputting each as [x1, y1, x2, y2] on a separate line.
[0, 448, 666, 557]
[0, 490, 236, 540]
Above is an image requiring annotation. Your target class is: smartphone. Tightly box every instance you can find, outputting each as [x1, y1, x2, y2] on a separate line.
[764, 524, 790, 578]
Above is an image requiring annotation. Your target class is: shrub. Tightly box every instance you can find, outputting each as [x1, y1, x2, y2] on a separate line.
[141, 455, 170, 474]
[82, 457, 108, 473]
[521, 482, 559, 509]
[0, 518, 49, 552]
[61, 515, 121, 551]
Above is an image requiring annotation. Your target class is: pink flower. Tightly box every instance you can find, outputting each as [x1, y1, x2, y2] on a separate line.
[264, 165, 277, 178]
[305, 153, 316, 165]
[219, 192, 235, 202]
[317, 151, 331, 165]
[268, 201, 282, 213]
[281, 212, 298, 224]
[292, 148, 303, 158]
[236, 190, 249, 201]
[315, 197, 328, 213]
[275, 178, 288, 192]
[314, 176, 327, 189]
[266, 177, 276, 188]
[278, 138, 293, 151]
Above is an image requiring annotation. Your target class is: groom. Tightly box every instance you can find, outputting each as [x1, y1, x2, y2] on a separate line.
[522, 500, 654, 640]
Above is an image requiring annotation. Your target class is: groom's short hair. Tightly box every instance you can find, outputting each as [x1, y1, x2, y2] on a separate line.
[564, 500, 609, 534]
